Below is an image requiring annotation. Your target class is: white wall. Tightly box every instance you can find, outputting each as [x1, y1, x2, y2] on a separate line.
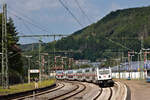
[112, 71, 146, 79]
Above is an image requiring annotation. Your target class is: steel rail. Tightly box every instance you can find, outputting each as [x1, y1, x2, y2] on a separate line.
[13, 82, 65, 100]
[48, 81, 86, 100]
[108, 87, 113, 100]
[93, 88, 103, 100]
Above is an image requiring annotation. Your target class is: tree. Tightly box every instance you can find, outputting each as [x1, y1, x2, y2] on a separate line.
[0, 14, 24, 84]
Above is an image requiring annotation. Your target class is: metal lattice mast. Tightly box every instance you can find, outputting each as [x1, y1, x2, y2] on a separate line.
[39, 38, 42, 82]
[1, 3, 5, 88]
[1, 3, 8, 89]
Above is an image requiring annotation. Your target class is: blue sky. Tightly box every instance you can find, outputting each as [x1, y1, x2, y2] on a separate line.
[0, 0, 150, 44]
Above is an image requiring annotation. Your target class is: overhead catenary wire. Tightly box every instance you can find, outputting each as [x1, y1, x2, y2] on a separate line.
[58, 0, 83, 27]
[7, 6, 52, 34]
[74, 0, 92, 23]
[7, 11, 41, 43]
[7, 10, 50, 33]
[21, 19, 40, 42]
[7, 3, 133, 52]
[6, 10, 44, 59]
[105, 38, 133, 51]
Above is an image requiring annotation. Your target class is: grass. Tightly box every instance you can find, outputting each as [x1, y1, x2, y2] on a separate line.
[0, 79, 56, 96]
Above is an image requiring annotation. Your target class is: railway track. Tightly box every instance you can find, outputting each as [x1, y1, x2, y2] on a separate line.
[93, 82, 127, 100]
[16, 81, 86, 100]
[12, 81, 127, 100]
[93, 88, 103, 100]
[93, 87, 113, 100]
[108, 87, 113, 100]
[49, 81, 86, 100]
[13, 82, 65, 100]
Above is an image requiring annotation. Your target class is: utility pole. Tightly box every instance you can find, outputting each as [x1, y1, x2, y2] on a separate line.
[41, 53, 48, 80]
[1, 3, 9, 89]
[114, 58, 120, 79]
[26, 56, 32, 84]
[61, 57, 67, 70]
[140, 36, 144, 79]
[128, 51, 135, 80]
[18, 34, 68, 73]
[54, 35, 56, 64]
[32, 43, 34, 51]
[39, 39, 42, 82]
[54, 56, 61, 70]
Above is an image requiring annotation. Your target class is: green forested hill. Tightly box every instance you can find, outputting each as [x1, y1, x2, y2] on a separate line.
[26, 6, 150, 61]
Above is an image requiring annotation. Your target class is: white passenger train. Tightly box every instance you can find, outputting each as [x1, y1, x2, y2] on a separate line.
[56, 67, 114, 87]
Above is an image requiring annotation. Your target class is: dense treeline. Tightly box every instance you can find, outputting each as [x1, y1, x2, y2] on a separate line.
[43, 6, 150, 61]
[0, 14, 24, 84]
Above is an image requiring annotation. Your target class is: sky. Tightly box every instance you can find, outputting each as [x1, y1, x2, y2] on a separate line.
[0, 0, 150, 44]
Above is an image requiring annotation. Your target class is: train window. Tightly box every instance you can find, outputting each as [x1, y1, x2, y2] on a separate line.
[68, 70, 73, 74]
[99, 70, 109, 75]
[78, 76, 82, 78]
[85, 69, 90, 72]
[92, 68, 95, 71]
[68, 76, 73, 78]
[77, 70, 82, 73]
[56, 71, 63, 74]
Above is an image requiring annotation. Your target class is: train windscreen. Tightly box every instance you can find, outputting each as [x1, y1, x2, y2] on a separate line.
[56, 71, 63, 74]
[99, 70, 109, 75]
[68, 70, 73, 74]
[77, 70, 82, 73]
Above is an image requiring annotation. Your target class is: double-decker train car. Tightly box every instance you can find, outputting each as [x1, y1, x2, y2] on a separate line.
[55, 70, 65, 80]
[66, 70, 77, 80]
[76, 69, 84, 81]
[56, 67, 114, 87]
[84, 68, 93, 82]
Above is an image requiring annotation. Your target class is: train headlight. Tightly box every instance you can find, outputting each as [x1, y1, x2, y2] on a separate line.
[99, 76, 101, 78]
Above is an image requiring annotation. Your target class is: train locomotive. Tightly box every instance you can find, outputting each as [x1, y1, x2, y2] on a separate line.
[56, 67, 114, 87]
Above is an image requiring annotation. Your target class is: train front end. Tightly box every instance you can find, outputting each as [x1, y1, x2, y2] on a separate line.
[97, 67, 114, 87]
[56, 70, 65, 80]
